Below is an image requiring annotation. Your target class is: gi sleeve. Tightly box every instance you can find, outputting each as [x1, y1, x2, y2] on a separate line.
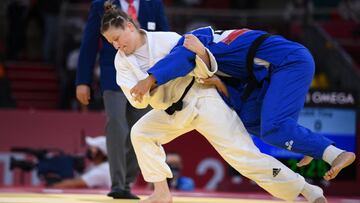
[148, 27, 216, 85]
[115, 53, 151, 109]
[192, 48, 218, 79]
[75, 1, 102, 86]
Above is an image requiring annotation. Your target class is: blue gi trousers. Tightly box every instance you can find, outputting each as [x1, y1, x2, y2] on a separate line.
[240, 48, 333, 159]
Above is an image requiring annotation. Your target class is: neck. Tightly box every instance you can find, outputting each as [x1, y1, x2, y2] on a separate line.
[93, 159, 105, 165]
[134, 30, 146, 50]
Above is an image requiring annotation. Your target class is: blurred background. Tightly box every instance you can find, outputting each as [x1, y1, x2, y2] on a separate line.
[0, 0, 359, 198]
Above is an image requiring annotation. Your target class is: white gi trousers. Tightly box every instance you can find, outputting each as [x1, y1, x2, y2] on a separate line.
[131, 83, 305, 201]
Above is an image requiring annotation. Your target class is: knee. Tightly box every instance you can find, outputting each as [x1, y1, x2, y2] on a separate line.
[260, 121, 281, 142]
[260, 118, 296, 143]
[130, 122, 145, 146]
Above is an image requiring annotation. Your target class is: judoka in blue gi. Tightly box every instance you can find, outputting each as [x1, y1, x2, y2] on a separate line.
[132, 27, 355, 182]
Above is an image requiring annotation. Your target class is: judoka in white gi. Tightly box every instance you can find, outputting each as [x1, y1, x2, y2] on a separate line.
[100, 2, 327, 203]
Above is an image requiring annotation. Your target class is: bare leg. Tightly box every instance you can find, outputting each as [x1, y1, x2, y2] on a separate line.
[324, 152, 356, 181]
[297, 156, 314, 167]
[140, 180, 172, 203]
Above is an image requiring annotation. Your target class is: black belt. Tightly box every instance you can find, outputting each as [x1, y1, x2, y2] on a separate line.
[165, 77, 195, 115]
[241, 33, 272, 101]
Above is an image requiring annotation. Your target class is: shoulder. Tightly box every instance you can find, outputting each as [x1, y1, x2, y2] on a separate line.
[150, 31, 181, 40]
[148, 32, 181, 48]
[114, 51, 126, 68]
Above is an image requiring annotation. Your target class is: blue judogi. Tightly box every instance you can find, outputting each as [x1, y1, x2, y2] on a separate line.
[148, 27, 333, 159]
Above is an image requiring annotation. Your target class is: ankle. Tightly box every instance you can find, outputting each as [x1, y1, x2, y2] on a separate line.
[322, 145, 344, 165]
[301, 182, 324, 203]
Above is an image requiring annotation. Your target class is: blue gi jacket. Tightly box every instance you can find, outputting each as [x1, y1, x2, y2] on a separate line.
[149, 27, 336, 159]
[76, 0, 169, 91]
[149, 27, 305, 85]
[148, 27, 307, 134]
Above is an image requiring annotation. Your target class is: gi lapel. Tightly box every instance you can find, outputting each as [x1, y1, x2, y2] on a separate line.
[121, 51, 148, 80]
[145, 31, 155, 67]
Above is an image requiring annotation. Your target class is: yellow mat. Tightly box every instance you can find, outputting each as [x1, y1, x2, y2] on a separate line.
[0, 193, 306, 203]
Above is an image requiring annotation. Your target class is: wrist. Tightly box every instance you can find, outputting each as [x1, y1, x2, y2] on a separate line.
[197, 48, 207, 57]
[148, 74, 157, 86]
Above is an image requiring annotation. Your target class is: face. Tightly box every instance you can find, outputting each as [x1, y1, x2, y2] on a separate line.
[166, 154, 182, 169]
[166, 154, 182, 178]
[103, 22, 138, 55]
[86, 146, 98, 160]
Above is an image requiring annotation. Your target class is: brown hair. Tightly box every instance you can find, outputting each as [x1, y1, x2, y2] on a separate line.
[100, 0, 139, 34]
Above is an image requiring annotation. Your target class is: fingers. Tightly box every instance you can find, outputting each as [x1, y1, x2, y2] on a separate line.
[76, 85, 90, 105]
[131, 92, 143, 102]
[183, 35, 192, 50]
[218, 86, 229, 97]
[200, 76, 229, 97]
[130, 88, 143, 103]
[184, 34, 195, 40]
[201, 77, 217, 85]
[78, 95, 90, 105]
[183, 34, 198, 53]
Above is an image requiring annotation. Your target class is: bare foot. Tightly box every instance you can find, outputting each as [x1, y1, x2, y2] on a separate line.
[297, 156, 314, 167]
[323, 152, 356, 181]
[314, 197, 327, 203]
[139, 192, 172, 203]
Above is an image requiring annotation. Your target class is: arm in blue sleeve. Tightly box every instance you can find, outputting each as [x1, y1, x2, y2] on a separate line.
[75, 1, 102, 86]
[147, 44, 196, 85]
[154, 0, 169, 31]
[148, 28, 214, 85]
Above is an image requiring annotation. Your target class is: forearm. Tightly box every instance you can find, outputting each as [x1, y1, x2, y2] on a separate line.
[147, 74, 158, 90]
[197, 48, 210, 69]
[76, 2, 101, 85]
[148, 47, 196, 85]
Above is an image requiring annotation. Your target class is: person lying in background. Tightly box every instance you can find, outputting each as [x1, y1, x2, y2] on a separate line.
[52, 136, 111, 189]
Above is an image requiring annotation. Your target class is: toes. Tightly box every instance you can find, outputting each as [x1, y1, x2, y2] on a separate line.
[296, 162, 304, 167]
[297, 156, 313, 167]
[323, 175, 330, 181]
[323, 171, 331, 181]
[324, 168, 336, 181]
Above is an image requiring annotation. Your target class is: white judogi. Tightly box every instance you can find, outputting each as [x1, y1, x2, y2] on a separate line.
[114, 30, 305, 201]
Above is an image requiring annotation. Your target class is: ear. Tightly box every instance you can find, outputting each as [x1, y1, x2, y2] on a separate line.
[128, 22, 135, 32]
[102, 32, 111, 43]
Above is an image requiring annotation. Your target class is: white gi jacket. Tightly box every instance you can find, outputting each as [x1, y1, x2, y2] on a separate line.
[114, 31, 218, 110]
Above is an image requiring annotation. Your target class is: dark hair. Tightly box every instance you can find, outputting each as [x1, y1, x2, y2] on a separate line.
[100, 0, 139, 34]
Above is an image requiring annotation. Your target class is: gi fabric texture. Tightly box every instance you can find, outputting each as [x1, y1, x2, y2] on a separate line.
[148, 27, 334, 160]
[115, 31, 306, 201]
